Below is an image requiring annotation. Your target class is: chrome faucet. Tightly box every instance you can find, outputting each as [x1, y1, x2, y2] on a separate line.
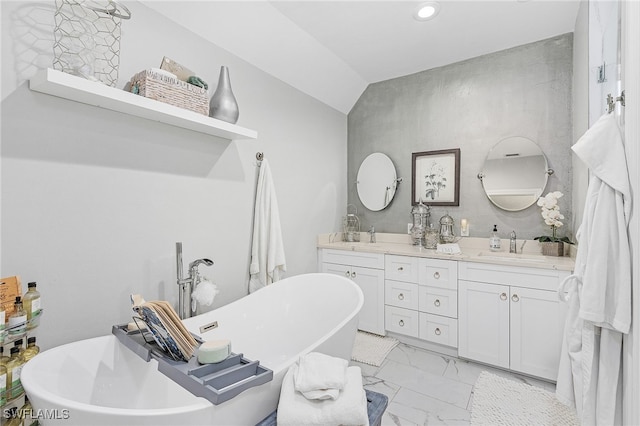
[368, 226, 376, 243]
[176, 242, 213, 319]
[509, 231, 517, 253]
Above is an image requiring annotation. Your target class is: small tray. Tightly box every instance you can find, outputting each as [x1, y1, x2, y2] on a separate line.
[112, 324, 273, 405]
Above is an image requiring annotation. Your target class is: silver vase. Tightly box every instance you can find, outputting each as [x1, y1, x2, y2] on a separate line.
[209, 66, 239, 124]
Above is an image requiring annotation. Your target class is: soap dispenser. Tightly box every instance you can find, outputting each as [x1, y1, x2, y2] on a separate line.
[489, 225, 501, 251]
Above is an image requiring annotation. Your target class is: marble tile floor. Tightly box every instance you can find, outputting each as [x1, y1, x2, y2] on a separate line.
[351, 343, 557, 426]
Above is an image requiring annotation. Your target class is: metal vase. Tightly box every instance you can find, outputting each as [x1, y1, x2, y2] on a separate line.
[209, 66, 239, 124]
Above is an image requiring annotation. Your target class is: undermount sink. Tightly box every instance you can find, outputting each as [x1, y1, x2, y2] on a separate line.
[335, 241, 384, 249]
[476, 251, 548, 263]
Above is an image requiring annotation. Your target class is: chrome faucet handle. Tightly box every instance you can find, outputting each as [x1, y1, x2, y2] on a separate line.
[189, 258, 214, 269]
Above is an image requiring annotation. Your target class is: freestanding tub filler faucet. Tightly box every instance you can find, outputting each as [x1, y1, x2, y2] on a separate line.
[176, 242, 214, 319]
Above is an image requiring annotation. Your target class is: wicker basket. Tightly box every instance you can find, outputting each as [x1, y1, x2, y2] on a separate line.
[128, 69, 209, 115]
[541, 241, 564, 257]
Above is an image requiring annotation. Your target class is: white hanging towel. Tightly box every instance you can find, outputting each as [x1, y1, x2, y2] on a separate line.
[556, 113, 631, 426]
[249, 158, 286, 293]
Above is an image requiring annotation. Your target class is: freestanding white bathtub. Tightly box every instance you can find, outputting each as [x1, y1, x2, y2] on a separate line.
[21, 273, 363, 426]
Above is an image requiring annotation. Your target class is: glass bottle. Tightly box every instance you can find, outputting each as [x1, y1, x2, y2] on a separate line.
[0, 346, 9, 366]
[23, 281, 41, 330]
[490, 224, 501, 251]
[8, 296, 27, 336]
[23, 337, 40, 362]
[14, 339, 25, 360]
[0, 361, 6, 406]
[5, 407, 21, 426]
[0, 304, 5, 344]
[6, 346, 25, 399]
[20, 395, 37, 426]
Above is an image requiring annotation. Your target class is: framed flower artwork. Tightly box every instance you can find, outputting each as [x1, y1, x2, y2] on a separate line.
[411, 149, 460, 206]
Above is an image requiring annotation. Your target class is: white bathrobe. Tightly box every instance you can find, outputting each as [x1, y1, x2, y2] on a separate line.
[556, 113, 632, 426]
[249, 158, 286, 293]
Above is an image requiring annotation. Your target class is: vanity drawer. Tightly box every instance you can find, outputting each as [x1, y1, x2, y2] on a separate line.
[385, 280, 419, 310]
[385, 306, 419, 338]
[458, 261, 568, 291]
[385, 255, 419, 283]
[419, 258, 457, 289]
[419, 286, 458, 318]
[321, 249, 384, 269]
[419, 313, 458, 347]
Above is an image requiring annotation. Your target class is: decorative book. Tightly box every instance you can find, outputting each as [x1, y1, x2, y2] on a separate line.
[131, 295, 198, 361]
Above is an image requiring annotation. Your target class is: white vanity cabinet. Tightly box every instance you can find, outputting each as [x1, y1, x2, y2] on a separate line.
[319, 249, 385, 335]
[458, 261, 569, 381]
[385, 255, 458, 348]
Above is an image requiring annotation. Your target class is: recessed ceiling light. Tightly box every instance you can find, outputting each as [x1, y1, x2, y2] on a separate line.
[414, 1, 440, 21]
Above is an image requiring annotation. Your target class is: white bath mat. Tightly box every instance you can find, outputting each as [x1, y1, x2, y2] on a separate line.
[470, 371, 579, 426]
[351, 331, 399, 367]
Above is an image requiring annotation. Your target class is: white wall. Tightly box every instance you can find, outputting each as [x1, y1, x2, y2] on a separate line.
[1, 1, 347, 350]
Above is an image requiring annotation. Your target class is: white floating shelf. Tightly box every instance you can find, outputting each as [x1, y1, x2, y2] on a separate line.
[29, 68, 257, 141]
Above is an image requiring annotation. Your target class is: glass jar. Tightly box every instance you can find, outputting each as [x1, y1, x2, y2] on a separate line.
[410, 200, 431, 246]
[342, 205, 361, 242]
[439, 212, 456, 244]
[425, 224, 440, 249]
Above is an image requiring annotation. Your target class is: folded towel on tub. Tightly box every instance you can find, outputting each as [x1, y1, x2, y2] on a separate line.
[277, 364, 369, 426]
[294, 352, 348, 394]
[300, 388, 340, 401]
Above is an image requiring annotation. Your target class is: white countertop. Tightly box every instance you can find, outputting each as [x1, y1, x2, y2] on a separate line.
[318, 233, 575, 271]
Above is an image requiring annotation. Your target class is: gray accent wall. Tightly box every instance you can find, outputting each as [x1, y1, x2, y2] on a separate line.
[348, 33, 574, 241]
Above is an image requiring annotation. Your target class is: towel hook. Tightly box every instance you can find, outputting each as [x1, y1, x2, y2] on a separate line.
[256, 152, 264, 167]
[607, 91, 625, 114]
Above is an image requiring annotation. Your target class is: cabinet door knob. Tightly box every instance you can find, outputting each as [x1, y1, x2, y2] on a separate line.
[500, 292, 507, 300]
[345, 271, 350, 277]
[512, 294, 520, 302]
[434, 328, 441, 335]
[398, 293, 404, 300]
[433, 272, 440, 279]
[351, 271, 357, 278]
[398, 266, 404, 271]
[399, 319, 405, 327]
[434, 299, 441, 307]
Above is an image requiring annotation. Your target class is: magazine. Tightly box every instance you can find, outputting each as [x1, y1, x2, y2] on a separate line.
[130, 295, 197, 361]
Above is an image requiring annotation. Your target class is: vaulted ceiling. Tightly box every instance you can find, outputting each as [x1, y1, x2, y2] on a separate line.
[142, 1, 581, 114]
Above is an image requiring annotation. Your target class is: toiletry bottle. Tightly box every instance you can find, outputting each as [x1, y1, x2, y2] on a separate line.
[0, 347, 9, 366]
[5, 407, 20, 426]
[23, 337, 40, 362]
[6, 346, 24, 399]
[490, 225, 501, 251]
[0, 360, 6, 405]
[23, 281, 41, 330]
[8, 296, 27, 336]
[14, 339, 25, 360]
[0, 304, 5, 342]
[20, 395, 37, 426]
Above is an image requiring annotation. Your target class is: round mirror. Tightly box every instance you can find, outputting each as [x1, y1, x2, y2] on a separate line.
[479, 137, 551, 211]
[357, 153, 398, 211]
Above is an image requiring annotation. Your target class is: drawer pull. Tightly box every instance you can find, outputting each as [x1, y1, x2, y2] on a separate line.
[500, 292, 507, 301]
[398, 293, 405, 301]
[398, 266, 404, 271]
[512, 294, 520, 302]
[345, 271, 350, 278]
[434, 299, 441, 307]
[433, 272, 440, 279]
[434, 328, 441, 336]
[351, 271, 357, 278]
[399, 319, 405, 327]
